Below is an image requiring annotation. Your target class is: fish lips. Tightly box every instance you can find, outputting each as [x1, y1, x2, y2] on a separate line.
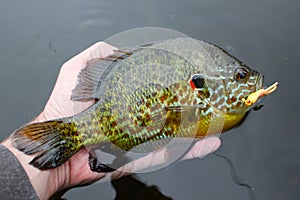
[251, 74, 265, 110]
[256, 74, 264, 90]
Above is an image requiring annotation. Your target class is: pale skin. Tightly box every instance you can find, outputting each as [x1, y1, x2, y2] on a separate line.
[1, 42, 221, 200]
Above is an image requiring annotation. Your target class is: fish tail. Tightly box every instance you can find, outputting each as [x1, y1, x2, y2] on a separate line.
[11, 120, 81, 169]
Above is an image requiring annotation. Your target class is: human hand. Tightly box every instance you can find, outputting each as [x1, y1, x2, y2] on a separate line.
[2, 42, 221, 200]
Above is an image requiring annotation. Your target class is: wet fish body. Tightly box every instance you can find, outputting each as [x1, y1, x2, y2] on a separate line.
[11, 38, 273, 170]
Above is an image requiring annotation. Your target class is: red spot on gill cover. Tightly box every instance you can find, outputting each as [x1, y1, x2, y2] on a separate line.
[189, 79, 196, 90]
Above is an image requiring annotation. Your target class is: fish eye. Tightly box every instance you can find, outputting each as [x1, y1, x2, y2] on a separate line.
[189, 74, 205, 90]
[234, 68, 249, 83]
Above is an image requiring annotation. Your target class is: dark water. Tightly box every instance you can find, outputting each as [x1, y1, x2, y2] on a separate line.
[0, 0, 299, 199]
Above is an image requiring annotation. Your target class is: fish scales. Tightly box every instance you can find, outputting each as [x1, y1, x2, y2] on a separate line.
[11, 38, 276, 171]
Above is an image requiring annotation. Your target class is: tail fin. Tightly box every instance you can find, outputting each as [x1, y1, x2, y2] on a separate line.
[11, 120, 80, 169]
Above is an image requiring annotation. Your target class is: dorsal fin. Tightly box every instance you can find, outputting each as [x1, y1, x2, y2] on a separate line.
[71, 48, 136, 101]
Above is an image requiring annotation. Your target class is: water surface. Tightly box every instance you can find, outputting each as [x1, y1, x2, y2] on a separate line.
[0, 0, 299, 199]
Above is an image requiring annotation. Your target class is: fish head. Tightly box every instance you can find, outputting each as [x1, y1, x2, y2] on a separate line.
[192, 62, 264, 115]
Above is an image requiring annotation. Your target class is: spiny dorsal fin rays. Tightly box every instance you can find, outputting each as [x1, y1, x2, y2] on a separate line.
[71, 49, 136, 101]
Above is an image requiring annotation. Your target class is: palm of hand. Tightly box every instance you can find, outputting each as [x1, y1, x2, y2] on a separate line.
[34, 42, 116, 188]
[31, 42, 221, 190]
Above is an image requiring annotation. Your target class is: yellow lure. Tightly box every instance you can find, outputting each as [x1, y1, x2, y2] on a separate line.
[242, 82, 278, 106]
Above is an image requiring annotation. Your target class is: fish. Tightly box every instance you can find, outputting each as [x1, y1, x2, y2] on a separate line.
[11, 38, 277, 172]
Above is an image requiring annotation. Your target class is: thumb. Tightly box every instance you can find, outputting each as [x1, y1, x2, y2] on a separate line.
[181, 137, 221, 160]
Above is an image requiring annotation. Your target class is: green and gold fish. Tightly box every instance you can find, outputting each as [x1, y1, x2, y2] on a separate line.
[11, 38, 277, 172]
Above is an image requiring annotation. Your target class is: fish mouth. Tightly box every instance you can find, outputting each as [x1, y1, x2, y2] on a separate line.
[242, 74, 278, 108]
[249, 74, 264, 106]
[256, 74, 264, 90]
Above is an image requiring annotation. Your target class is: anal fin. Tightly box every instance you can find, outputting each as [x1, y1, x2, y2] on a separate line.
[88, 142, 131, 173]
[89, 154, 116, 173]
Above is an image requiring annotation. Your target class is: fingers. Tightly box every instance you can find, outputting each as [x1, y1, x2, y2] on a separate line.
[62, 42, 117, 71]
[40, 42, 117, 120]
[181, 137, 221, 160]
[109, 137, 221, 179]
